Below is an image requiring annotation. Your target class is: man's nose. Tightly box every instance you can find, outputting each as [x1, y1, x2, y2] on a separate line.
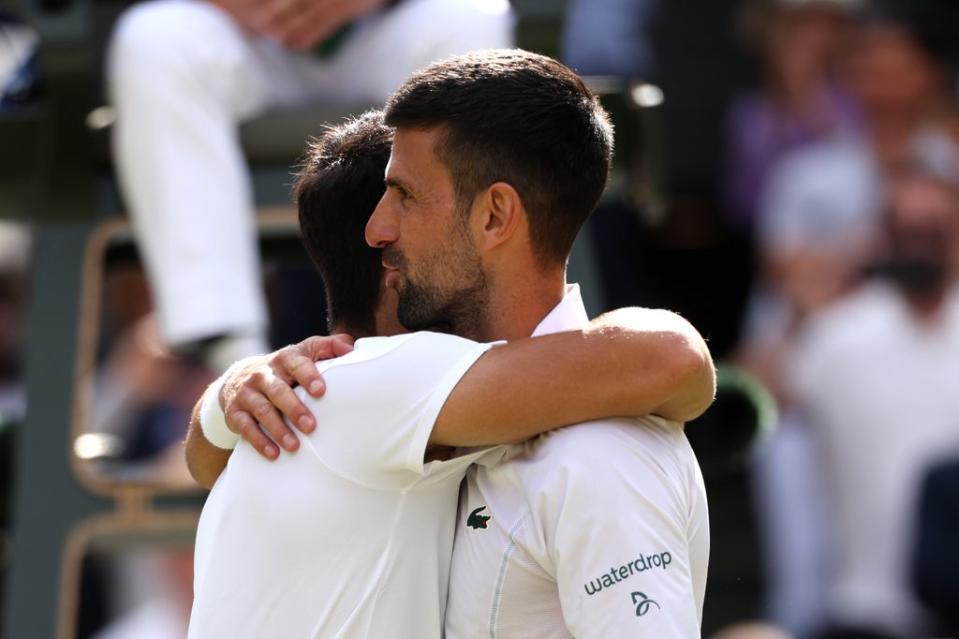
[366, 196, 399, 248]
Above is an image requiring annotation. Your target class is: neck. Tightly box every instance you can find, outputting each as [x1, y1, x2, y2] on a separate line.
[474, 264, 567, 342]
[330, 322, 374, 339]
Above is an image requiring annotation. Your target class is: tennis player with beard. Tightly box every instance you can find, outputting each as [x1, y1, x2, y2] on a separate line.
[189, 51, 712, 638]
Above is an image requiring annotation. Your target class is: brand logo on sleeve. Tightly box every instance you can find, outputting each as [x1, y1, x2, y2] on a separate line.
[466, 506, 491, 530]
[583, 551, 672, 596]
[630, 592, 660, 617]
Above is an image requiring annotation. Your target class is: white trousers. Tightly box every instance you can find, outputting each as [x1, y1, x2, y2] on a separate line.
[107, 0, 513, 350]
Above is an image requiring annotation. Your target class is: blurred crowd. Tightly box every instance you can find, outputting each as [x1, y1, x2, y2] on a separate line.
[722, 3, 959, 638]
[4, 0, 959, 637]
[566, 5, 959, 634]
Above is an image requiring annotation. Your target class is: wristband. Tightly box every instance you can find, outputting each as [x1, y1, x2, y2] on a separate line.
[199, 361, 247, 449]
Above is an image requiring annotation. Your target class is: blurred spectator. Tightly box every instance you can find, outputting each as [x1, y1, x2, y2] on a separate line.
[734, 18, 959, 637]
[724, 0, 863, 231]
[759, 16, 957, 263]
[91, 264, 212, 486]
[785, 167, 959, 636]
[912, 455, 959, 635]
[106, 0, 513, 372]
[741, 16, 957, 399]
[92, 312, 211, 487]
[561, 0, 658, 80]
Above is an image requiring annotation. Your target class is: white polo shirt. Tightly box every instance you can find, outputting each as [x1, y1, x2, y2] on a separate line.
[446, 287, 710, 638]
[787, 283, 959, 633]
[189, 332, 498, 639]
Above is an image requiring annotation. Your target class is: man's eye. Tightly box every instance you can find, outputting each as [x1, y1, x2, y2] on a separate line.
[388, 182, 413, 205]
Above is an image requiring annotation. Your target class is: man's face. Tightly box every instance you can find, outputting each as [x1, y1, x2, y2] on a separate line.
[365, 127, 488, 337]
[887, 177, 959, 279]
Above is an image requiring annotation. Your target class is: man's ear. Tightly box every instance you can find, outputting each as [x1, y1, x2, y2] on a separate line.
[473, 182, 524, 252]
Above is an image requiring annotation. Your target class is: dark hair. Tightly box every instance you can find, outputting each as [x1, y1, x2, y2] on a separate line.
[384, 49, 614, 265]
[294, 110, 392, 335]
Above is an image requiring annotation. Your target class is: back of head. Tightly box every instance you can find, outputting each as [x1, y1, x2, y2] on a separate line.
[384, 49, 614, 266]
[294, 111, 393, 335]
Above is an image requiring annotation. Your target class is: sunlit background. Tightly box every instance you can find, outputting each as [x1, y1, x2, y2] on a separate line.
[2, 0, 959, 637]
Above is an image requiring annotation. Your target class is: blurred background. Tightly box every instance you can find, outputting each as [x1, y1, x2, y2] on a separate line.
[2, 0, 959, 637]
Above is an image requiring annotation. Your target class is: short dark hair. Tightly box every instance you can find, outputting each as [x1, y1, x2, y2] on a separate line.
[384, 49, 614, 265]
[294, 111, 392, 334]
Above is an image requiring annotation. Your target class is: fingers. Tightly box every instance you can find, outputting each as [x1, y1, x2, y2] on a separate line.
[281, 0, 354, 50]
[304, 333, 355, 360]
[228, 410, 279, 460]
[251, 0, 300, 36]
[217, 334, 357, 461]
[245, 385, 301, 452]
[209, 0, 266, 35]
[273, 343, 323, 397]
[264, 372, 316, 434]
[274, 334, 354, 397]
[328, 333, 356, 357]
[292, 357, 326, 397]
[254, 0, 342, 50]
[221, 364, 303, 457]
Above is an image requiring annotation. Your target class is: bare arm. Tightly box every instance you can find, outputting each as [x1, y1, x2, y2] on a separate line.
[430, 307, 715, 447]
[185, 308, 713, 485]
[185, 399, 231, 490]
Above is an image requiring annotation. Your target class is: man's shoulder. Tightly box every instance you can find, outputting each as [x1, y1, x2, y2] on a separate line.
[537, 415, 684, 449]
[312, 331, 483, 375]
[499, 418, 702, 527]
[351, 330, 482, 355]
[515, 416, 693, 479]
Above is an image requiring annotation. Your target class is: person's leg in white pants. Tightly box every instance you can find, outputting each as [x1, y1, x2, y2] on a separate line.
[109, 0, 280, 369]
[108, 0, 513, 370]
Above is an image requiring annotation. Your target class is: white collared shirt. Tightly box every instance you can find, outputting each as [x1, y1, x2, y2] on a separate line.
[189, 332, 498, 639]
[788, 283, 959, 632]
[446, 285, 710, 638]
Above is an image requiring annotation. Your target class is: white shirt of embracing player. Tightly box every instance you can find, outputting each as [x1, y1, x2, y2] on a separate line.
[446, 285, 710, 638]
[189, 332, 500, 639]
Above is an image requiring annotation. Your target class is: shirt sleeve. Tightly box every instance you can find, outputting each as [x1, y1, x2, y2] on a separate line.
[296, 332, 495, 490]
[536, 422, 706, 638]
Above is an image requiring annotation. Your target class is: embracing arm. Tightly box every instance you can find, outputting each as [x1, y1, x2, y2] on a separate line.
[430, 307, 714, 447]
[184, 309, 713, 485]
[185, 400, 231, 490]
[184, 335, 355, 488]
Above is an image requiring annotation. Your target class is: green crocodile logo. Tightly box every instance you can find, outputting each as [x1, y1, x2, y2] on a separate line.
[466, 506, 491, 530]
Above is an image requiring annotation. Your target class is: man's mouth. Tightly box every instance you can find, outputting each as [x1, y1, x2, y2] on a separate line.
[384, 267, 401, 289]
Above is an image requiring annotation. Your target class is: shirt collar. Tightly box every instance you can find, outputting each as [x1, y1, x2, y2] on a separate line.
[531, 284, 590, 337]
[466, 283, 591, 468]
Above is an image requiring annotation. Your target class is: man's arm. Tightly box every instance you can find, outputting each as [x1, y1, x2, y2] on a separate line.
[185, 399, 231, 490]
[430, 307, 714, 447]
[184, 307, 713, 486]
[543, 425, 708, 637]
